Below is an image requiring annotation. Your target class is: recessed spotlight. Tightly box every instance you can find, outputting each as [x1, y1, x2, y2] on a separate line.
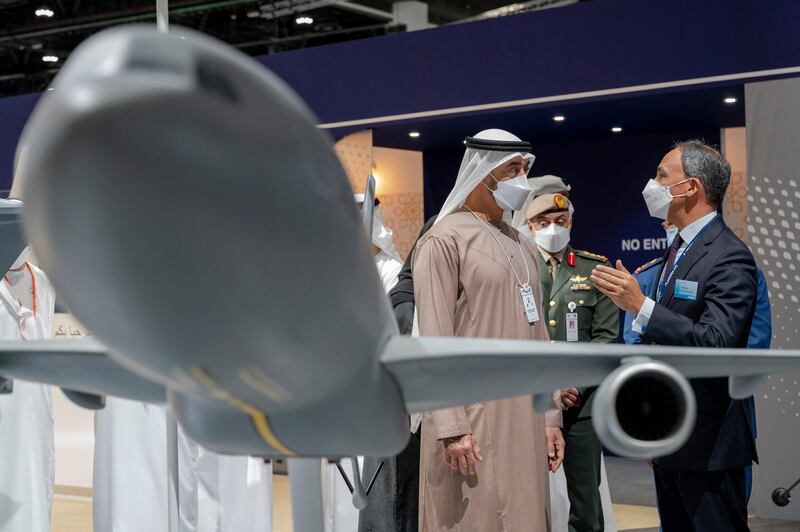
[35, 7, 54, 17]
[724, 97, 738, 104]
[611, 126, 622, 133]
[552, 115, 565, 122]
[230, 13, 237, 20]
[42, 55, 59, 63]
[295, 16, 314, 25]
[409, 131, 421, 138]
[246, 10, 260, 18]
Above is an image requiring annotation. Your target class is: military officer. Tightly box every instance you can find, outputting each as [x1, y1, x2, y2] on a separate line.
[526, 193, 619, 532]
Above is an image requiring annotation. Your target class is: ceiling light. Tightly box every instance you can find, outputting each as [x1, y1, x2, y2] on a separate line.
[246, 10, 260, 18]
[42, 55, 59, 63]
[35, 7, 54, 17]
[408, 131, 420, 138]
[611, 126, 622, 133]
[724, 97, 738, 104]
[552, 115, 565, 122]
[295, 16, 314, 25]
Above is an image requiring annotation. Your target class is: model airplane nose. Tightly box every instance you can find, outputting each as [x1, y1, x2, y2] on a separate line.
[15, 26, 395, 415]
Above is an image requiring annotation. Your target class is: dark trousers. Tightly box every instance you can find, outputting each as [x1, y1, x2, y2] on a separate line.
[654, 463, 749, 532]
[358, 430, 421, 532]
[563, 416, 604, 532]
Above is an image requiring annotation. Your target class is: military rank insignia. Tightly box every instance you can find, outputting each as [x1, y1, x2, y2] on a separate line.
[567, 251, 576, 267]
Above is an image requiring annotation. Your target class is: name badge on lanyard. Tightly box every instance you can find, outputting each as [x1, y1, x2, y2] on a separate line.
[566, 313, 579, 341]
[674, 279, 698, 300]
[657, 214, 717, 302]
[520, 285, 540, 323]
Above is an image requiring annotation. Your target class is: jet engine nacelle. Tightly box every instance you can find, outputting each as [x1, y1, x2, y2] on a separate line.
[592, 358, 696, 459]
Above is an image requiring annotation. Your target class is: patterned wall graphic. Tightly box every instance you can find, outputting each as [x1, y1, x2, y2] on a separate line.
[334, 130, 374, 193]
[748, 175, 800, 347]
[746, 77, 800, 520]
[376, 192, 424, 259]
[334, 133, 424, 261]
[722, 128, 749, 244]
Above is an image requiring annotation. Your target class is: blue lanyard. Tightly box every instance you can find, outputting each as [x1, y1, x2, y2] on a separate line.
[656, 215, 717, 302]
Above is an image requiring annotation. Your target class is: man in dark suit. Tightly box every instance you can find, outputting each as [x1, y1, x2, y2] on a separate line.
[591, 140, 757, 531]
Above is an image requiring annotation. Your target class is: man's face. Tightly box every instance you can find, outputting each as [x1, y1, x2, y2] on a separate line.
[485, 156, 529, 189]
[655, 148, 700, 213]
[528, 211, 572, 232]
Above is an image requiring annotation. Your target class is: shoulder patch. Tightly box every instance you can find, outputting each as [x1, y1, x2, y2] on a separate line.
[634, 257, 664, 275]
[574, 249, 608, 263]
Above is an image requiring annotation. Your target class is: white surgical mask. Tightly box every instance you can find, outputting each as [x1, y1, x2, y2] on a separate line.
[665, 226, 679, 246]
[534, 223, 570, 253]
[641, 178, 690, 220]
[487, 173, 531, 212]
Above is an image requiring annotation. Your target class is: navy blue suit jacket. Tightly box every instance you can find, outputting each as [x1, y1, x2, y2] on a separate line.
[642, 215, 758, 471]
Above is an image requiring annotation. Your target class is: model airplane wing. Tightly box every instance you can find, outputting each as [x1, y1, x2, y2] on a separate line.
[382, 336, 800, 412]
[382, 336, 800, 457]
[0, 339, 166, 404]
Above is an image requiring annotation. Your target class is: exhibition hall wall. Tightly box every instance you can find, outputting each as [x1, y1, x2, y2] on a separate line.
[746, 76, 800, 520]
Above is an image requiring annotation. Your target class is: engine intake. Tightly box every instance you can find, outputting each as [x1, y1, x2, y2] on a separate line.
[592, 359, 696, 459]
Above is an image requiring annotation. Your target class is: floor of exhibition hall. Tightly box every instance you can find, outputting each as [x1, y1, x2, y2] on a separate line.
[50, 457, 800, 532]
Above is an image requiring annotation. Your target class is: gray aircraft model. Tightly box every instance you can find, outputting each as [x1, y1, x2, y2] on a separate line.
[1, 25, 799, 530]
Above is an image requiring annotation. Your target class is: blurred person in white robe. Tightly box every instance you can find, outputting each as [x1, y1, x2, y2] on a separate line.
[0, 246, 57, 532]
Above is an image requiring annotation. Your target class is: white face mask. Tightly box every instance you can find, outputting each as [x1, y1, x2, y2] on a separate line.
[665, 226, 679, 246]
[487, 173, 531, 212]
[534, 223, 570, 253]
[641, 178, 690, 220]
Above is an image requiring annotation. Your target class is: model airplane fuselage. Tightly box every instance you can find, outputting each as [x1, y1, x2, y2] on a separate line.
[17, 26, 407, 458]
[6, 26, 800, 467]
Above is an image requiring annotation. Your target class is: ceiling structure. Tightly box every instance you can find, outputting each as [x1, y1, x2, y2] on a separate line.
[369, 84, 747, 151]
[0, 0, 585, 96]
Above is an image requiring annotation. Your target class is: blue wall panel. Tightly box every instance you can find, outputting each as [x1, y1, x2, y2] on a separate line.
[258, 0, 800, 124]
[0, 93, 39, 194]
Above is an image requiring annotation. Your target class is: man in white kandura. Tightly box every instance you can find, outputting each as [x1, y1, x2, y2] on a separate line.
[94, 398, 273, 532]
[0, 243, 57, 532]
[94, 246, 273, 531]
[323, 198, 403, 531]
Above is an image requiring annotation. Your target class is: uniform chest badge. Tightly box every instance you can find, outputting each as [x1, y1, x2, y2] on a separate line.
[569, 274, 587, 283]
[570, 282, 592, 291]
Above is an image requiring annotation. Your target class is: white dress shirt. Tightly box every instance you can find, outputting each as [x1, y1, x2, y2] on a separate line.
[631, 211, 718, 334]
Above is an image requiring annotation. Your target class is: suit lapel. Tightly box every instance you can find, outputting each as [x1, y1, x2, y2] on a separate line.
[659, 216, 724, 307]
[652, 249, 671, 299]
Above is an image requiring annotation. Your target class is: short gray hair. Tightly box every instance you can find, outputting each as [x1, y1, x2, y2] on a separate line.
[674, 140, 731, 208]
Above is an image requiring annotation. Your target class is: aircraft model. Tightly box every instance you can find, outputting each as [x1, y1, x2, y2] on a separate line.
[1, 25, 799, 531]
